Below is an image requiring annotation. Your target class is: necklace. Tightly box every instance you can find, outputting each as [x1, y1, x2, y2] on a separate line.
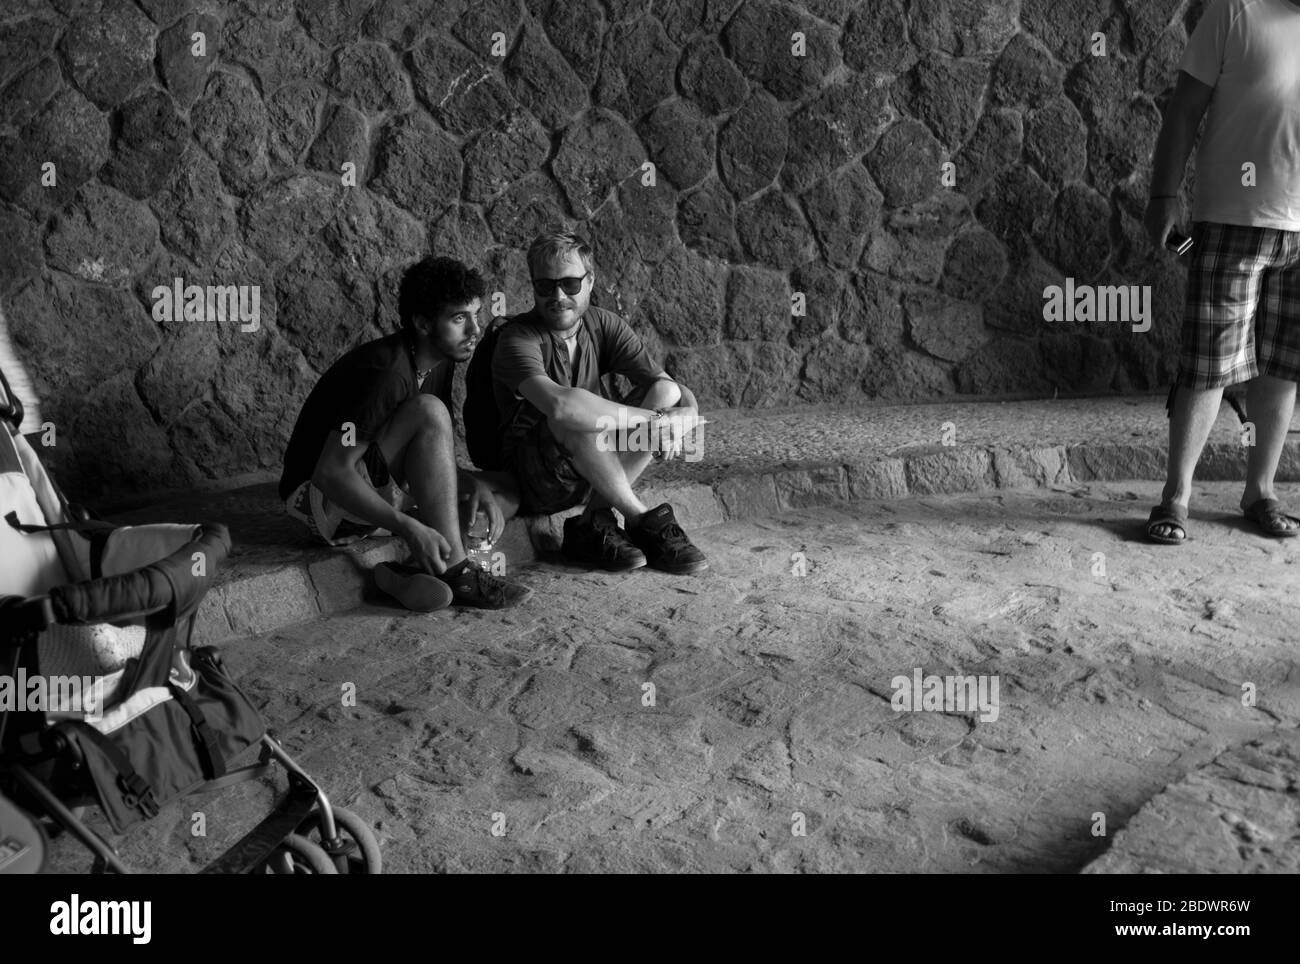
[404, 330, 430, 387]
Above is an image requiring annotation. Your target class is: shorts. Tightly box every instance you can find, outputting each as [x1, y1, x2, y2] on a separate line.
[505, 419, 591, 516]
[1178, 221, 1300, 389]
[284, 444, 401, 546]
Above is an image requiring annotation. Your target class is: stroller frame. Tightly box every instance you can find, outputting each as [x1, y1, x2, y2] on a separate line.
[0, 369, 379, 874]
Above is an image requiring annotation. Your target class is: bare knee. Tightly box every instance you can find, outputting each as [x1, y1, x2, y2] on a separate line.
[410, 394, 453, 436]
[640, 379, 681, 410]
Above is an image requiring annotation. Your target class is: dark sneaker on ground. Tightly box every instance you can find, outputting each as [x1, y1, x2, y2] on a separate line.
[627, 503, 708, 575]
[373, 562, 454, 612]
[562, 509, 647, 571]
[439, 560, 533, 609]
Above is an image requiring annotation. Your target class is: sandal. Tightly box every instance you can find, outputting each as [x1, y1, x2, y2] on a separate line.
[1146, 502, 1188, 545]
[1242, 498, 1300, 539]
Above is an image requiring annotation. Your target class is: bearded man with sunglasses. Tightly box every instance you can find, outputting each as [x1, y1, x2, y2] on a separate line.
[489, 232, 709, 575]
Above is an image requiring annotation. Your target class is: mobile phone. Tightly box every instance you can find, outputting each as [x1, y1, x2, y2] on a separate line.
[1165, 231, 1194, 256]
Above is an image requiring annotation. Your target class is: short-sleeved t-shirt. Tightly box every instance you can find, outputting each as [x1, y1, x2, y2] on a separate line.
[279, 332, 449, 500]
[491, 306, 668, 450]
[1179, 0, 1300, 230]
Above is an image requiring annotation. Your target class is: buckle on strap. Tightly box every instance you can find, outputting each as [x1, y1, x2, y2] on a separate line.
[117, 773, 160, 818]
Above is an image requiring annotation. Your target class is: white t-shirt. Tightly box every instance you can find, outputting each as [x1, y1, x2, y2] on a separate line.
[1179, 0, 1300, 231]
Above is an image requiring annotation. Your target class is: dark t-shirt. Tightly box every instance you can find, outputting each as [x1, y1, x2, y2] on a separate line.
[490, 306, 668, 450]
[278, 332, 450, 500]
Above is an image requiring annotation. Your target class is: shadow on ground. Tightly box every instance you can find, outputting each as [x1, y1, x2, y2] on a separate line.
[46, 481, 1300, 873]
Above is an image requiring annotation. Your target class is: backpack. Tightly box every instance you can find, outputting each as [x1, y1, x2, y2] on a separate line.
[463, 318, 510, 470]
[464, 316, 558, 470]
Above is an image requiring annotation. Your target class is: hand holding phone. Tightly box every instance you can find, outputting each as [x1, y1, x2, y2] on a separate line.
[1165, 231, 1194, 256]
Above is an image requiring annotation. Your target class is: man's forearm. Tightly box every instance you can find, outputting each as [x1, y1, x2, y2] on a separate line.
[552, 386, 658, 433]
[1150, 112, 1200, 197]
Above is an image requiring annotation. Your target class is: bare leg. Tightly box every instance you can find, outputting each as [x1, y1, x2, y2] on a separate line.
[1154, 383, 1225, 539]
[553, 426, 652, 523]
[577, 380, 682, 525]
[377, 395, 466, 568]
[1240, 373, 1299, 527]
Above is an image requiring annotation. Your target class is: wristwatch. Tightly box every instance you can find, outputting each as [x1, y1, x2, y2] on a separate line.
[651, 408, 671, 459]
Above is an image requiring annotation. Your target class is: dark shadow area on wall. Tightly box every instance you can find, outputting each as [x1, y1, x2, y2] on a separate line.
[0, 0, 1208, 502]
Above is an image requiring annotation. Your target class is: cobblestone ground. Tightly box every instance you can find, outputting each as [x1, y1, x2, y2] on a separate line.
[47, 481, 1300, 873]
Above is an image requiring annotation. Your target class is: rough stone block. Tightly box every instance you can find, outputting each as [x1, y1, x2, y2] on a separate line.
[775, 465, 848, 509]
[223, 566, 319, 637]
[905, 448, 996, 494]
[1066, 442, 1165, 481]
[991, 445, 1071, 488]
[638, 480, 725, 529]
[715, 473, 780, 520]
[193, 587, 234, 645]
[846, 458, 909, 501]
[308, 553, 371, 615]
[59, 0, 155, 109]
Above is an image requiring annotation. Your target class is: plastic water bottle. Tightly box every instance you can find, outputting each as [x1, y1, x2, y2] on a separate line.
[465, 510, 494, 571]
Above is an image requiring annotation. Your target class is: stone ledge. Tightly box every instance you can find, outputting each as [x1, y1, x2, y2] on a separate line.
[104, 397, 1297, 644]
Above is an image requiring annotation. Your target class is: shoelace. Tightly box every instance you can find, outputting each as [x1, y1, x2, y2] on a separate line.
[598, 530, 625, 564]
[464, 566, 504, 605]
[656, 522, 688, 553]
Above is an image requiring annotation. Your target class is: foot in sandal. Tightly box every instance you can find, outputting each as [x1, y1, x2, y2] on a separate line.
[1241, 497, 1300, 538]
[1146, 502, 1188, 544]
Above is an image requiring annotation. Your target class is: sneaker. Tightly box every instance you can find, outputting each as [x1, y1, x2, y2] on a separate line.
[373, 562, 454, 612]
[562, 509, 647, 572]
[627, 504, 708, 575]
[439, 560, 533, 609]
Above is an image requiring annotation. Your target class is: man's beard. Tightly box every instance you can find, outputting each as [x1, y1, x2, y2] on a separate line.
[542, 302, 583, 330]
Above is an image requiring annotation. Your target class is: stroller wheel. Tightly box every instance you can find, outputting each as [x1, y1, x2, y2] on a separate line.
[264, 833, 338, 874]
[297, 806, 382, 875]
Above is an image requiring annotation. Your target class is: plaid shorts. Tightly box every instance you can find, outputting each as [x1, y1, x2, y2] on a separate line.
[284, 445, 402, 546]
[1178, 221, 1300, 389]
[505, 419, 591, 516]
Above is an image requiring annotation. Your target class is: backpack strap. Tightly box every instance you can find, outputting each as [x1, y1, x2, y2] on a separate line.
[169, 681, 226, 780]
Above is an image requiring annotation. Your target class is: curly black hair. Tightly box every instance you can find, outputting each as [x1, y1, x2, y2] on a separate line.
[398, 256, 487, 333]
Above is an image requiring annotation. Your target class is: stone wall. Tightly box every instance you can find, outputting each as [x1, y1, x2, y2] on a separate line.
[0, 0, 1202, 499]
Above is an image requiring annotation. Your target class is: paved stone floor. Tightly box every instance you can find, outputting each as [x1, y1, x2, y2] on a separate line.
[47, 480, 1299, 873]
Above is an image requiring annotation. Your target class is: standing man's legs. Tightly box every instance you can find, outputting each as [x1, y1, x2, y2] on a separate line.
[1239, 225, 1300, 531]
[1158, 384, 1225, 530]
[1237, 229, 1300, 531]
[1241, 374, 1298, 518]
[1151, 223, 1270, 541]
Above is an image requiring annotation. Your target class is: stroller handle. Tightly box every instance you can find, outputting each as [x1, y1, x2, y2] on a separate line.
[0, 595, 55, 638]
[49, 522, 232, 626]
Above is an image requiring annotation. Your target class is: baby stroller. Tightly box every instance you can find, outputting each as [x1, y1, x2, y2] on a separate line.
[0, 368, 380, 873]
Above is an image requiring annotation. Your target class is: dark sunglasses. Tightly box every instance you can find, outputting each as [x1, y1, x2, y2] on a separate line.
[532, 273, 588, 297]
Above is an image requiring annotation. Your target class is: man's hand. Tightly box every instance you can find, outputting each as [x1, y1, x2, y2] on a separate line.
[656, 407, 701, 461]
[1144, 196, 1182, 248]
[397, 516, 452, 574]
[464, 476, 506, 543]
